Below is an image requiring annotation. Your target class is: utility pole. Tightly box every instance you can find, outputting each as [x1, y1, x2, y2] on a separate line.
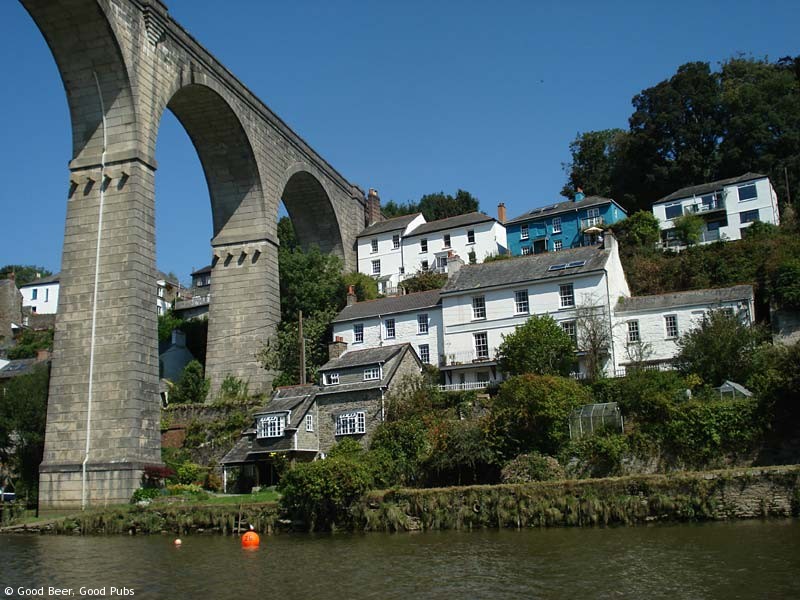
[785, 167, 792, 205]
[298, 310, 306, 385]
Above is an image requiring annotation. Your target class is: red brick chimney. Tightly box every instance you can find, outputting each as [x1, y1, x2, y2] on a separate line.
[497, 203, 507, 224]
[366, 188, 382, 226]
[346, 285, 357, 307]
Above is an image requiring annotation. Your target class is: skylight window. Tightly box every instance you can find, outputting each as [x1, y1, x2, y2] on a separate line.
[548, 264, 567, 271]
[567, 260, 586, 268]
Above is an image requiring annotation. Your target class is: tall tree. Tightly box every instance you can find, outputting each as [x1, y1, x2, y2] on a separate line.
[375, 190, 481, 222]
[0, 265, 53, 287]
[560, 129, 627, 200]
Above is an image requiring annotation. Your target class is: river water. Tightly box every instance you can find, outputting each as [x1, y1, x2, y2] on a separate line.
[1, 520, 798, 599]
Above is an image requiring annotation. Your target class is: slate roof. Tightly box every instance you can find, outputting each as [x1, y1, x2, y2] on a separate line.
[255, 385, 318, 428]
[191, 265, 213, 276]
[357, 213, 422, 237]
[403, 212, 496, 237]
[615, 285, 754, 313]
[17, 273, 60, 288]
[219, 435, 252, 465]
[655, 173, 767, 205]
[332, 290, 441, 323]
[441, 245, 610, 295]
[0, 358, 43, 379]
[320, 344, 407, 371]
[507, 196, 620, 225]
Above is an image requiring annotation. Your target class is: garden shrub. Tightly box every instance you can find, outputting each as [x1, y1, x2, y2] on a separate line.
[175, 461, 203, 485]
[566, 432, 630, 478]
[130, 487, 162, 504]
[501, 452, 564, 483]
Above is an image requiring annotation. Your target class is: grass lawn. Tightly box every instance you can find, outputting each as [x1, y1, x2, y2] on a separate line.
[195, 487, 281, 505]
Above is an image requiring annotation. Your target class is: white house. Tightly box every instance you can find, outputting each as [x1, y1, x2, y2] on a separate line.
[331, 288, 443, 367]
[356, 213, 426, 295]
[437, 234, 631, 389]
[18, 274, 60, 315]
[612, 285, 755, 370]
[400, 212, 508, 277]
[652, 173, 780, 248]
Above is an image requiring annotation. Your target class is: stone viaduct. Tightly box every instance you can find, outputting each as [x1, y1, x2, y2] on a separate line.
[20, 0, 371, 512]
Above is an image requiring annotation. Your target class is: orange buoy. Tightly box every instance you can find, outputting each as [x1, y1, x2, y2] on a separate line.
[241, 530, 260, 548]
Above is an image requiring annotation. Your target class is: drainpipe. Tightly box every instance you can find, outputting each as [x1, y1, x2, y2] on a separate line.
[604, 268, 617, 375]
[82, 71, 108, 510]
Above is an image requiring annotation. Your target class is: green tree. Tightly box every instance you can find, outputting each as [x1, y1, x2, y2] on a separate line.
[560, 128, 627, 200]
[675, 310, 767, 386]
[374, 190, 480, 222]
[0, 265, 53, 287]
[7, 329, 53, 360]
[399, 270, 448, 293]
[772, 258, 800, 309]
[342, 271, 379, 301]
[277, 216, 299, 251]
[488, 374, 589, 457]
[611, 210, 661, 247]
[279, 245, 344, 322]
[170, 360, 210, 404]
[671, 213, 705, 246]
[158, 310, 185, 343]
[496, 315, 576, 377]
[0, 364, 49, 503]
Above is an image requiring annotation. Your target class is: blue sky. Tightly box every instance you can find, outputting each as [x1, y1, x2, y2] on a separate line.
[0, 1, 798, 282]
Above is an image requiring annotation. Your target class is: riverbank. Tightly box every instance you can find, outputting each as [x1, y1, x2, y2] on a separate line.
[2, 465, 798, 535]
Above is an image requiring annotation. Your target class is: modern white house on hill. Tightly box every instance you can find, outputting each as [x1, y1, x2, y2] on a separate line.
[652, 173, 780, 248]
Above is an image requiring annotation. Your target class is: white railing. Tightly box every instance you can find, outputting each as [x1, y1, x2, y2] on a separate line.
[437, 381, 491, 392]
[174, 293, 211, 310]
[581, 216, 604, 229]
[685, 198, 725, 214]
[440, 349, 499, 367]
[571, 363, 675, 380]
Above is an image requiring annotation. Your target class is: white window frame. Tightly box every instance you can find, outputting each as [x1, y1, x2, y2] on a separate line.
[553, 240, 563, 251]
[552, 217, 562, 234]
[372, 259, 381, 275]
[326, 372, 340, 385]
[737, 183, 758, 202]
[514, 290, 529, 314]
[384, 318, 396, 339]
[520, 224, 529, 240]
[559, 283, 575, 308]
[472, 295, 486, 320]
[419, 344, 430, 364]
[627, 320, 640, 344]
[467, 229, 475, 244]
[474, 332, 489, 359]
[392, 234, 400, 249]
[364, 366, 381, 381]
[353, 324, 364, 344]
[665, 314, 679, 339]
[305, 414, 314, 432]
[417, 313, 429, 334]
[522, 246, 532, 256]
[420, 239, 428, 253]
[561, 320, 577, 345]
[257, 414, 286, 438]
[371, 238, 378, 253]
[336, 412, 366, 436]
[665, 202, 683, 220]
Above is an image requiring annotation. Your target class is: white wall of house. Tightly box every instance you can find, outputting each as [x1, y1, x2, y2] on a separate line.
[612, 297, 754, 370]
[19, 282, 59, 315]
[402, 220, 506, 276]
[332, 308, 443, 367]
[356, 214, 426, 292]
[653, 176, 780, 246]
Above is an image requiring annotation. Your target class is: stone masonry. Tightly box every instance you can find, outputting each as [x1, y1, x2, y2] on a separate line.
[21, 0, 368, 512]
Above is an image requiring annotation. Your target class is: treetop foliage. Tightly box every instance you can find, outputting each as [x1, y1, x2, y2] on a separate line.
[496, 315, 577, 377]
[381, 189, 480, 222]
[0, 265, 53, 287]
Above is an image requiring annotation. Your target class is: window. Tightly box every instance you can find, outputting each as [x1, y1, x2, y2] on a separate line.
[364, 366, 380, 381]
[476, 371, 490, 384]
[326, 372, 340, 385]
[522, 246, 532, 256]
[587, 207, 600, 219]
[257, 415, 285, 438]
[553, 240, 563, 251]
[561, 320, 577, 345]
[474, 332, 489, 359]
[306, 414, 314, 432]
[627, 320, 640, 344]
[520, 224, 529, 240]
[436, 255, 448, 270]
[421, 260, 429, 271]
[514, 290, 529, 314]
[443, 234, 451, 248]
[157, 306, 163, 316]
[467, 230, 475, 244]
[353, 324, 364, 344]
[372, 259, 381, 275]
[45, 288, 49, 302]
[665, 203, 683, 220]
[417, 313, 429, 334]
[158, 287, 165, 299]
[559, 283, 575, 308]
[665, 315, 679, 339]
[392, 234, 400, 249]
[371, 239, 378, 253]
[740, 209, 760, 224]
[384, 318, 395, 339]
[31, 289, 38, 300]
[420, 239, 428, 253]
[336, 412, 366, 436]
[552, 217, 562, 233]
[472, 296, 486, 319]
[738, 183, 758, 202]
[419, 344, 430, 364]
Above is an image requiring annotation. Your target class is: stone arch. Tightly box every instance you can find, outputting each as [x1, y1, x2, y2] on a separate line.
[20, 0, 138, 166]
[281, 163, 345, 259]
[157, 82, 267, 242]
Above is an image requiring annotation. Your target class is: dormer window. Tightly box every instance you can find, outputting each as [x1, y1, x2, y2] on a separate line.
[257, 414, 286, 438]
[363, 366, 380, 381]
[325, 372, 340, 385]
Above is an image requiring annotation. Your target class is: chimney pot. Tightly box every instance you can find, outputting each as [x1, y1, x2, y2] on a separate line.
[497, 203, 506, 224]
[346, 285, 357, 306]
[366, 188, 382, 226]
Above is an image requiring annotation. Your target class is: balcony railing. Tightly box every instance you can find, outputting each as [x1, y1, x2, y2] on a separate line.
[174, 293, 211, 310]
[581, 216, 604, 230]
[684, 198, 725, 215]
[438, 381, 491, 392]
[440, 349, 499, 367]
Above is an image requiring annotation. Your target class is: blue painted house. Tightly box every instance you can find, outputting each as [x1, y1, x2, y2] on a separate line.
[505, 192, 627, 255]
